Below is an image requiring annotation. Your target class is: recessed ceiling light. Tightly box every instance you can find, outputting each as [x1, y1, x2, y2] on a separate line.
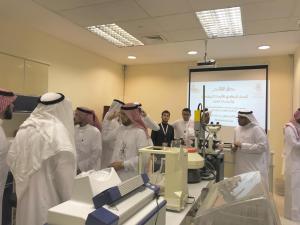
[258, 45, 270, 50]
[86, 24, 144, 48]
[188, 51, 198, 55]
[196, 7, 243, 38]
[128, 56, 136, 59]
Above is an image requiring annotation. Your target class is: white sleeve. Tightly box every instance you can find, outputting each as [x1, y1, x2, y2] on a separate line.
[53, 151, 76, 201]
[0, 128, 8, 159]
[285, 126, 300, 149]
[102, 119, 119, 142]
[123, 131, 149, 172]
[90, 130, 102, 169]
[240, 127, 268, 154]
[142, 116, 160, 131]
[187, 122, 195, 138]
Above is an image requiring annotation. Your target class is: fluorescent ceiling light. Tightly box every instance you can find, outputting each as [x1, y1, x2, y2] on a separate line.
[128, 56, 136, 59]
[196, 7, 243, 38]
[258, 45, 270, 50]
[188, 51, 198, 55]
[86, 24, 144, 47]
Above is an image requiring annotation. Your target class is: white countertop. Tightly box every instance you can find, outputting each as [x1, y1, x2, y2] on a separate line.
[166, 181, 210, 225]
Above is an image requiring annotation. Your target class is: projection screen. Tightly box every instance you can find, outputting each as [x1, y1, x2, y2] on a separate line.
[188, 65, 268, 142]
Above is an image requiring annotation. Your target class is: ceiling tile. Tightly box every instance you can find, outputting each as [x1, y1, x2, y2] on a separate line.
[153, 13, 201, 32]
[242, 0, 296, 22]
[61, 0, 149, 26]
[136, 0, 192, 17]
[244, 18, 299, 35]
[8, 0, 300, 65]
[188, 0, 273, 11]
[33, 0, 117, 11]
[117, 18, 162, 35]
[162, 28, 207, 42]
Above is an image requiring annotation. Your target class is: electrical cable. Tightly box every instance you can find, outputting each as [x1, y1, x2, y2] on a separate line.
[204, 159, 217, 180]
[197, 103, 202, 110]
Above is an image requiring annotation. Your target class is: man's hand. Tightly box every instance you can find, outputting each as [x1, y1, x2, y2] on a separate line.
[140, 109, 147, 117]
[232, 141, 241, 152]
[107, 111, 119, 121]
[110, 161, 124, 171]
[231, 144, 238, 152]
[234, 141, 241, 148]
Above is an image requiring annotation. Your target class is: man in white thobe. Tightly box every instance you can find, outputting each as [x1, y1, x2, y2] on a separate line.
[74, 107, 102, 172]
[109, 103, 152, 181]
[134, 102, 160, 131]
[232, 110, 269, 190]
[0, 89, 16, 225]
[172, 108, 195, 146]
[7, 92, 76, 225]
[283, 108, 300, 221]
[101, 99, 124, 169]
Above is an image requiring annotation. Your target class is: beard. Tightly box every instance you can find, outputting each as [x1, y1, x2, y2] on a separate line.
[3, 106, 13, 120]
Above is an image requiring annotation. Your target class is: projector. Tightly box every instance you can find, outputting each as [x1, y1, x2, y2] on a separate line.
[197, 59, 216, 66]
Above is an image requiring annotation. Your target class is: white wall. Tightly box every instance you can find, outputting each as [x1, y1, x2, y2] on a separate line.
[294, 47, 300, 111]
[0, 19, 124, 118]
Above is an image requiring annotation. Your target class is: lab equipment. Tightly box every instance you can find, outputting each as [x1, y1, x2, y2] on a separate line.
[187, 147, 205, 183]
[189, 171, 281, 225]
[47, 168, 166, 225]
[205, 123, 221, 154]
[194, 99, 224, 182]
[139, 146, 188, 211]
[205, 153, 224, 182]
[199, 122, 224, 182]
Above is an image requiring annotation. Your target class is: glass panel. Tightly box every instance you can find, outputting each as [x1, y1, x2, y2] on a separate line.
[193, 172, 281, 225]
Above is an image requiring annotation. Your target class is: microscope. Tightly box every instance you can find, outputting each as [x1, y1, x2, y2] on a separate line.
[194, 100, 224, 183]
[205, 122, 222, 154]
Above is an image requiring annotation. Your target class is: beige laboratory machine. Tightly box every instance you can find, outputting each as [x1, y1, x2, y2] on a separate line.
[138, 146, 188, 211]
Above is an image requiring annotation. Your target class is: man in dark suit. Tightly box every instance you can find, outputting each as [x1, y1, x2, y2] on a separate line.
[151, 110, 174, 147]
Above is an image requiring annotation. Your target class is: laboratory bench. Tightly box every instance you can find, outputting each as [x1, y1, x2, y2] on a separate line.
[166, 181, 210, 225]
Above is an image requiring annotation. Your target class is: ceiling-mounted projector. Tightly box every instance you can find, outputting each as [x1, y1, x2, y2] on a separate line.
[197, 59, 216, 66]
[197, 40, 216, 67]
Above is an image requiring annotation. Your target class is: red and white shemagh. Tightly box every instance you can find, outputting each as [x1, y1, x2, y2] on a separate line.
[0, 88, 17, 113]
[75, 107, 102, 131]
[121, 103, 149, 138]
[285, 109, 300, 139]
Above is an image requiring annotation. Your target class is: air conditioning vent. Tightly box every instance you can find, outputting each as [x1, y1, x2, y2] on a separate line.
[141, 35, 167, 44]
